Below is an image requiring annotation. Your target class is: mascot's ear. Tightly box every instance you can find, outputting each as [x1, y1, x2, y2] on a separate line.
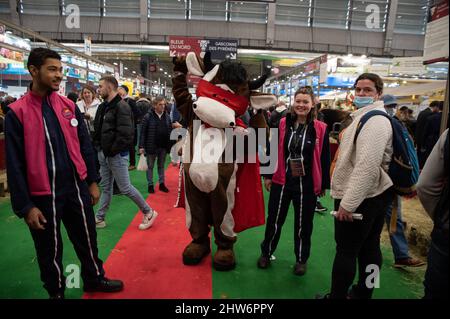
[250, 92, 278, 111]
[186, 52, 205, 77]
[203, 65, 220, 82]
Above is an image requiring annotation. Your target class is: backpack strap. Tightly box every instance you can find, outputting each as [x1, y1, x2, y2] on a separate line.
[354, 110, 391, 144]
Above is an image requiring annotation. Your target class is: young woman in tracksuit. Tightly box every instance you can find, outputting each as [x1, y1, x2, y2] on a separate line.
[258, 87, 330, 275]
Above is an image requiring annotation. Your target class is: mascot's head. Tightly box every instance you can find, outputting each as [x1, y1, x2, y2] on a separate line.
[186, 52, 276, 128]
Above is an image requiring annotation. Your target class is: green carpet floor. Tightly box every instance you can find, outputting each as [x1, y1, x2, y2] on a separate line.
[212, 189, 426, 299]
[0, 158, 425, 299]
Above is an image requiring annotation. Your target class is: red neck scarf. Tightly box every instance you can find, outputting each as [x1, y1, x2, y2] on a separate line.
[195, 79, 249, 117]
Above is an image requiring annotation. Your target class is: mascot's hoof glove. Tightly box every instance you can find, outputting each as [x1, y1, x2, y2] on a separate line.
[182, 242, 211, 265]
[213, 249, 236, 271]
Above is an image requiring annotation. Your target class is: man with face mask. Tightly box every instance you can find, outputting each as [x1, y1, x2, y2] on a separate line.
[381, 94, 397, 117]
[319, 73, 394, 299]
[4, 48, 123, 298]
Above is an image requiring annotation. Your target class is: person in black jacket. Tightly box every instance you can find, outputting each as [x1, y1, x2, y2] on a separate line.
[139, 96, 173, 194]
[268, 100, 287, 128]
[118, 85, 139, 170]
[422, 101, 444, 165]
[416, 100, 440, 168]
[93, 75, 157, 230]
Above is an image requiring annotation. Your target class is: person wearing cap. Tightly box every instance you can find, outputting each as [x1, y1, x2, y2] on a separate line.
[118, 84, 139, 170]
[381, 94, 425, 268]
[381, 94, 397, 117]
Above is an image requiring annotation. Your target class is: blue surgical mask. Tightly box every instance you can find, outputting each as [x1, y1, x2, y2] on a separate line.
[353, 96, 374, 108]
[386, 107, 396, 117]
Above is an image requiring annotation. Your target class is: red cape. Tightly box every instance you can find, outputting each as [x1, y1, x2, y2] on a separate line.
[175, 159, 265, 233]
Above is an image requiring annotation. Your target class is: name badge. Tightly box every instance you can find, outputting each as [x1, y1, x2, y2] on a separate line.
[70, 118, 78, 127]
[289, 158, 305, 177]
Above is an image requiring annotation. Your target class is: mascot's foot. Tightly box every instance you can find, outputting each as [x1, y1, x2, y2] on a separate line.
[182, 242, 211, 265]
[213, 249, 236, 271]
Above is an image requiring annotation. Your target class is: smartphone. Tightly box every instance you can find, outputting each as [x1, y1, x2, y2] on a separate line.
[330, 211, 363, 220]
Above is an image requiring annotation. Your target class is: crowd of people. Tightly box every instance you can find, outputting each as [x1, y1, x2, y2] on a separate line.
[2, 47, 448, 300]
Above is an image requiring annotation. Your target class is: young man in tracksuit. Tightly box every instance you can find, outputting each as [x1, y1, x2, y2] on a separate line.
[258, 87, 330, 275]
[4, 48, 123, 299]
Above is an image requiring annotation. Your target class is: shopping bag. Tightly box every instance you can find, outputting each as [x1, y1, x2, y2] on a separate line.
[137, 154, 148, 171]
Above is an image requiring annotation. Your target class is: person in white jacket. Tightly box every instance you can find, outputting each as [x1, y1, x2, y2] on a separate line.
[76, 85, 101, 136]
[417, 129, 448, 299]
[319, 73, 394, 299]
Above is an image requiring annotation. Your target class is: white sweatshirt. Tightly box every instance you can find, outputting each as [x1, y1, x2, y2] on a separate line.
[331, 101, 393, 212]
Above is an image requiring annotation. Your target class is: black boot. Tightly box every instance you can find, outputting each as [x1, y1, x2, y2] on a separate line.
[84, 277, 124, 293]
[293, 262, 307, 276]
[257, 255, 271, 269]
[49, 292, 65, 299]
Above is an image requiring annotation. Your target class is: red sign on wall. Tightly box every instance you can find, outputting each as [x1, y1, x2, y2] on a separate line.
[169, 36, 202, 57]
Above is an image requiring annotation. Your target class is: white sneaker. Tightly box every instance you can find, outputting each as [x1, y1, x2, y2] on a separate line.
[95, 218, 106, 229]
[138, 211, 158, 230]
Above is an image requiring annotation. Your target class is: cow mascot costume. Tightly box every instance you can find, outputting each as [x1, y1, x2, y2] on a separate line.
[172, 52, 276, 271]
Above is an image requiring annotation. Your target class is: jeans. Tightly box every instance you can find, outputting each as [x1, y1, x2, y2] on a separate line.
[385, 195, 410, 260]
[146, 148, 167, 186]
[96, 151, 150, 220]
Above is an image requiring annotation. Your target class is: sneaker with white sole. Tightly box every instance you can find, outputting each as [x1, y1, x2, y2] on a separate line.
[138, 211, 158, 230]
[95, 218, 106, 229]
[315, 200, 327, 212]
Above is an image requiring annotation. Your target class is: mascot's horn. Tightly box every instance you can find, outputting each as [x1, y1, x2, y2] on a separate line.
[203, 51, 216, 74]
[249, 66, 272, 90]
[248, 73, 269, 90]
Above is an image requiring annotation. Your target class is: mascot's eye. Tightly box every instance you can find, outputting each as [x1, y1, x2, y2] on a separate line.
[212, 94, 217, 98]
[223, 98, 228, 103]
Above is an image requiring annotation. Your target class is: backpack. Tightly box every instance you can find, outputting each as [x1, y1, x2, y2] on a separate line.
[355, 110, 419, 196]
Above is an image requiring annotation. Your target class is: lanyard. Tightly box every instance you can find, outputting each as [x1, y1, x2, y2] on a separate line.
[289, 124, 308, 160]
